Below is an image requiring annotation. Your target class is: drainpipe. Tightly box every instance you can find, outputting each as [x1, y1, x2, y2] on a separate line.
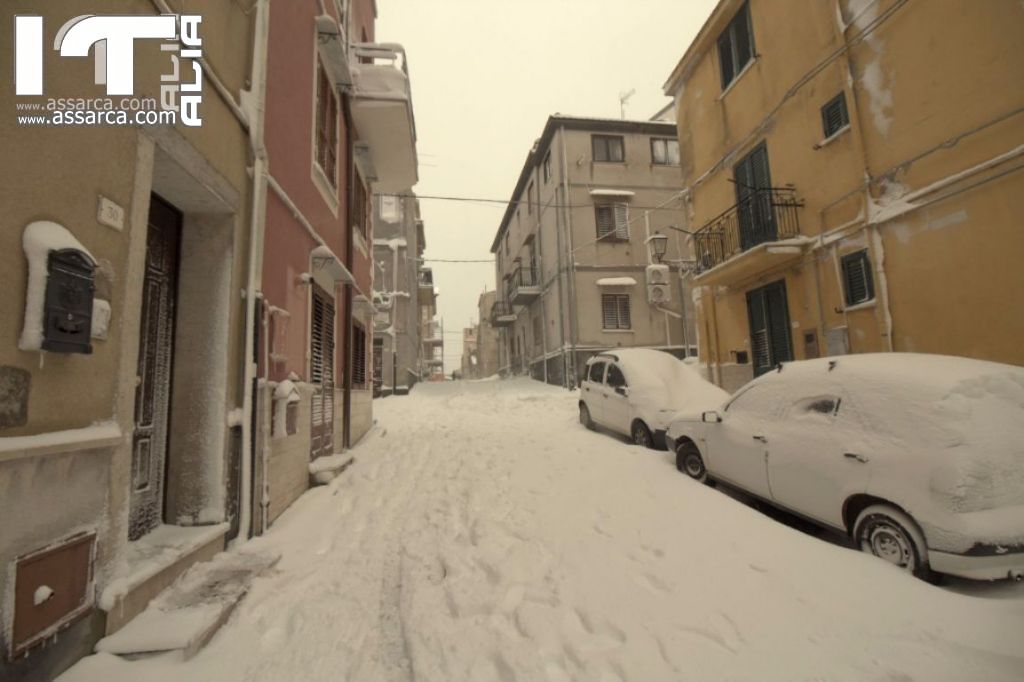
[342, 101, 356, 449]
[559, 126, 579, 388]
[551, 141, 568, 387]
[236, 0, 270, 543]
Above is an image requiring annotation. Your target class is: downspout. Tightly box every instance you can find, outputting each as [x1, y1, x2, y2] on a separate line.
[342, 100, 355, 449]
[237, 0, 270, 543]
[551, 140, 568, 388]
[559, 126, 580, 388]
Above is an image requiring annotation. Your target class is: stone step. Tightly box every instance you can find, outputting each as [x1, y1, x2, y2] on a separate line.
[95, 549, 280, 660]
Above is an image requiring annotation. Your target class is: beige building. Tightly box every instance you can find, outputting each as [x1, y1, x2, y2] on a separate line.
[490, 116, 698, 388]
[665, 0, 1024, 392]
[460, 327, 479, 379]
[0, 4, 256, 678]
[476, 290, 501, 380]
[419, 267, 444, 380]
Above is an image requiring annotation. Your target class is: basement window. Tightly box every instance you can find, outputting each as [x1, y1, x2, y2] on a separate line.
[718, 2, 755, 91]
[841, 250, 875, 306]
[821, 92, 850, 139]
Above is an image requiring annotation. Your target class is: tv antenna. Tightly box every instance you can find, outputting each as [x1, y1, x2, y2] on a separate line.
[619, 89, 636, 119]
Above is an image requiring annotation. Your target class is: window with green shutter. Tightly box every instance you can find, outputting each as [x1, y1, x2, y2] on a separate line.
[821, 92, 850, 138]
[841, 250, 875, 306]
[601, 294, 631, 330]
[595, 203, 629, 240]
[718, 2, 755, 90]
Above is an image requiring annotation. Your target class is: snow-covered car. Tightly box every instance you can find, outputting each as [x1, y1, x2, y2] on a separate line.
[579, 348, 729, 449]
[665, 353, 1024, 581]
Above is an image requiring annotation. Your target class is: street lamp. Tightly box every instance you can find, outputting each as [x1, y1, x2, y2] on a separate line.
[646, 231, 668, 263]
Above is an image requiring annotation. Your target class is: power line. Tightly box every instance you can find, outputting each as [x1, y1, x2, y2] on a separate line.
[418, 258, 495, 263]
[385, 192, 687, 213]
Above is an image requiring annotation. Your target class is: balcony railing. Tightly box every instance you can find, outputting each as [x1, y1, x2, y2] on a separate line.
[489, 300, 516, 327]
[693, 187, 804, 274]
[508, 266, 540, 305]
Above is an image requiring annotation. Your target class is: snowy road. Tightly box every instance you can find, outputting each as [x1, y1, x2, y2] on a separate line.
[65, 379, 1024, 681]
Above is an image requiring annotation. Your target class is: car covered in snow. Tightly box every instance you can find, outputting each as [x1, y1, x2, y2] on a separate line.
[665, 353, 1024, 581]
[579, 348, 729, 449]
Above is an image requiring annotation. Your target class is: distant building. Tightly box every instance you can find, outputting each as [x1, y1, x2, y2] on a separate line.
[489, 115, 698, 388]
[373, 195, 425, 396]
[664, 0, 1024, 391]
[419, 268, 444, 380]
[460, 327, 479, 379]
[476, 290, 501, 379]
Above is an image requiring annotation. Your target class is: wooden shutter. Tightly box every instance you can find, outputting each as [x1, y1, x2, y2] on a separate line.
[822, 93, 849, 138]
[746, 280, 792, 377]
[596, 205, 615, 238]
[616, 295, 631, 329]
[602, 295, 618, 329]
[842, 250, 874, 305]
[718, 32, 734, 89]
[614, 203, 630, 239]
[765, 282, 793, 367]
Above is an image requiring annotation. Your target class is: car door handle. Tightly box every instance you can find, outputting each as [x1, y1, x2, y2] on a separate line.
[752, 435, 767, 443]
[844, 452, 869, 463]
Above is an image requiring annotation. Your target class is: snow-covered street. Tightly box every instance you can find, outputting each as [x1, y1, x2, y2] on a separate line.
[63, 379, 1024, 682]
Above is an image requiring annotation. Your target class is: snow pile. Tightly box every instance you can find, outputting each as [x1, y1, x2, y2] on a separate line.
[19, 221, 96, 352]
[61, 379, 1024, 682]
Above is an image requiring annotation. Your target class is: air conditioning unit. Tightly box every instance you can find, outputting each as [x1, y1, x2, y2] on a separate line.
[646, 264, 669, 285]
[647, 283, 671, 304]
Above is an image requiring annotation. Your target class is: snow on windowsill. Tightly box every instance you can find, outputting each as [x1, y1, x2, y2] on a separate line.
[841, 298, 877, 313]
[99, 523, 229, 611]
[0, 421, 122, 462]
[596, 277, 638, 286]
[589, 189, 636, 198]
[814, 124, 851, 150]
[717, 55, 758, 102]
[601, 329, 635, 334]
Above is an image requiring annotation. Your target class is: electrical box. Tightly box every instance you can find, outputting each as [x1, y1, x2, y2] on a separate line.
[42, 249, 96, 354]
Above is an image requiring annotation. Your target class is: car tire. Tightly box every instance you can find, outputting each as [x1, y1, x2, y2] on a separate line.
[675, 442, 708, 483]
[853, 504, 932, 579]
[631, 421, 654, 449]
[579, 403, 595, 430]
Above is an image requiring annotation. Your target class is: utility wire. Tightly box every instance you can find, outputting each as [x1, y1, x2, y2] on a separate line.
[384, 192, 689, 213]
[418, 258, 495, 263]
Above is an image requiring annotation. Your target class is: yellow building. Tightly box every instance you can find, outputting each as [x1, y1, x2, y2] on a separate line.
[664, 0, 1024, 391]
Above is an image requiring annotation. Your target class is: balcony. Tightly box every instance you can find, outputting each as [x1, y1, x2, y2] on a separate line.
[418, 268, 436, 306]
[692, 187, 808, 286]
[350, 43, 418, 193]
[489, 301, 517, 327]
[508, 266, 541, 306]
[423, 321, 443, 347]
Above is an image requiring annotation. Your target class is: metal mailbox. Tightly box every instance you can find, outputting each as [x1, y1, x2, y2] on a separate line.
[42, 249, 96, 354]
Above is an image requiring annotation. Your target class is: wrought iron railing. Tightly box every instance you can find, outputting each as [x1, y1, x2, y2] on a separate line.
[508, 266, 538, 300]
[692, 187, 804, 273]
[490, 300, 515, 323]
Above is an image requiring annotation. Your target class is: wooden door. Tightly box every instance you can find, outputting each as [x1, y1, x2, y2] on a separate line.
[130, 195, 181, 540]
[746, 279, 793, 377]
[310, 284, 335, 459]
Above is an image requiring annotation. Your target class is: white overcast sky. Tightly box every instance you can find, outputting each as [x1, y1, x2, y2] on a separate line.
[377, 0, 719, 371]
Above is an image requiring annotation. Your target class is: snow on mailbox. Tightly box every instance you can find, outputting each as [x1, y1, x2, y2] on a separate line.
[19, 221, 97, 355]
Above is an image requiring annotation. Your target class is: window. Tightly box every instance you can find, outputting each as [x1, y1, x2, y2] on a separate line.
[651, 138, 680, 165]
[543, 151, 552, 183]
[352, 174, 368, 237]
[841, 250, 875, 306]
[352, 323, 367, 387]
[718, 2, 755, 90]
[379, 194, 402, 223]
[527, 180, 534, 215]
[532, 314, 542, 348]
[315, 61, 339, 185]
[821, 92, 850, 138]
[601, 294, 631, 330]
[588, 361, 607, 383]
[592, 135, 625, 163]
[606, 364, 626, 388]
[595, 203, 629, 240]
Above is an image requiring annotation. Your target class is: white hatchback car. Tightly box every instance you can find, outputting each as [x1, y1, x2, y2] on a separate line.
[579, 348, 728, 449]
[665, 353, 1024, 581]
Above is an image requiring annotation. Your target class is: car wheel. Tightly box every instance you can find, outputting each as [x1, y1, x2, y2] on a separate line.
[675, 442, 707, 483]
[579, 403, 594, 430]
[854, 504, 930, 578]
[631, 421, 654, 449]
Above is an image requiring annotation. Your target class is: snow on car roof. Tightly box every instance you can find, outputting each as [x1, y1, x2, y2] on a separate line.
[598, 348, 729, 413]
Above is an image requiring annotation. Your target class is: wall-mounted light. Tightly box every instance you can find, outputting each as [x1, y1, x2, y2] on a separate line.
[646, 231, 668, 264]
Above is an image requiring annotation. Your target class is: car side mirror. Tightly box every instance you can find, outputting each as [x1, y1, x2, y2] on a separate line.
[702, 411, 722, 423]
[614, 385, 627, 396]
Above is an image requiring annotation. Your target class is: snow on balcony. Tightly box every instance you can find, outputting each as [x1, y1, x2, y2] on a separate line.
[350, 43, 418, 193]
